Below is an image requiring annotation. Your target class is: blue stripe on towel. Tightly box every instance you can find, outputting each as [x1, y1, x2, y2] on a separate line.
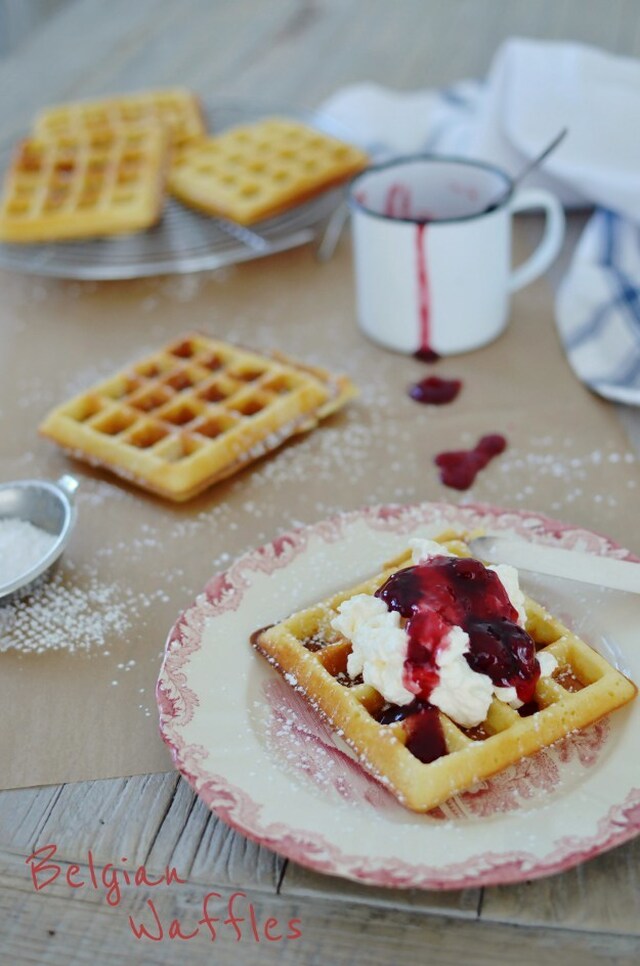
[564, 211, 640, 360]
[587, 213, 640, 389]
[607, 213, 640, 345]
[612, 269, 640, 334]
[608, 354, 640, 388]
[564, 299, 616, 351]
[564, 211, 618, 351]
[605, 267, 640, 387]
[439, 86, 474, 107]
[601, 208, 616, 267]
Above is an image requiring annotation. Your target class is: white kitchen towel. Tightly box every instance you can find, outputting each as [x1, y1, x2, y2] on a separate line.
[320, 37, 640, 403]
[556, 210, 640, 405]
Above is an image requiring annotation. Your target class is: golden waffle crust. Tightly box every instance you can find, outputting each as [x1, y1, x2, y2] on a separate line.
[0, 127, 167, 243]
[34, 88, 206, 147]
[39, 333, 355, 502]
[168, 117, 369, 225]
[252, 536, 637, 812]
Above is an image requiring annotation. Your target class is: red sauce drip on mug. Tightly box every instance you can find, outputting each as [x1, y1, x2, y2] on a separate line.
[414, 347, 441, 363]
[415, 223, 432, 359]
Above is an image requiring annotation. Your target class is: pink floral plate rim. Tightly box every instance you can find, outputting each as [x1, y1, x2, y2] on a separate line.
[156, 501, 640, 890]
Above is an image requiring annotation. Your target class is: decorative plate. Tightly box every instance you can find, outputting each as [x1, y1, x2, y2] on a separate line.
[157, 503, 640, 889]
[0, 103, 347, 280]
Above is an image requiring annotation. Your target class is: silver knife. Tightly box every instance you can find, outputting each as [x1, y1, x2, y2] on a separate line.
[468, 535, 640, 595]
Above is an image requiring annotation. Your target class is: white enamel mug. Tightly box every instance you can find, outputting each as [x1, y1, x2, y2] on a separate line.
[348, 156, 565, 357]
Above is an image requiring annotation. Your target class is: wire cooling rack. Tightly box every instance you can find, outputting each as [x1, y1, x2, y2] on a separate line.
[0, 103, 349, 280]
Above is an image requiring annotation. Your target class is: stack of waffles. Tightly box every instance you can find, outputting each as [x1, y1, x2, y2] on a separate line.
[252, 534, 637, 812]
[39, 333, 356, 502]
[0, 89, 201, 242]
[0, 88, 368, 242]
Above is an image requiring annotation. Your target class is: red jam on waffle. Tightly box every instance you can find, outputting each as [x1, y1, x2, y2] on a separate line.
[373, 555, 539, 762]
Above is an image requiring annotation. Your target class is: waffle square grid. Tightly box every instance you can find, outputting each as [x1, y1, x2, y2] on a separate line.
[34, 88, 206, 147]
[39, 333, 354, 501]
[168, 117, 369, 224]
[0, 126, 168, 242]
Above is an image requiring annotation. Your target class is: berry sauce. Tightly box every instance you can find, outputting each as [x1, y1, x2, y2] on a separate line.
[435, 433, 507, 490]
[405, 706, 448, 763]
[408, 376, 462, 405]
[376, 555, 539, 704]
[414, 347, 441, 363]
[377, 699, 448, 764]
[416, 223, 431, 357]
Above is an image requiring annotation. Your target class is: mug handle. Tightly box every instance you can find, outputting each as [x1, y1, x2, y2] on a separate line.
[507, 188, 565, 292]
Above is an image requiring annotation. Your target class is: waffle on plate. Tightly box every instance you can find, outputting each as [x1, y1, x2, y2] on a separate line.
[252, 534, 637, 812]
[0, 126, 168, 242]
[168, 117, 369, 224]
[39, 333, 355, 502]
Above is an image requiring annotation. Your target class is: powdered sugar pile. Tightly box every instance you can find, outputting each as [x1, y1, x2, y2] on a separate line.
[0, 518, 57, 586]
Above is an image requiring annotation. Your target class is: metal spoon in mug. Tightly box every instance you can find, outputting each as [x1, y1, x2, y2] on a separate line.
[318, 129, 568, 261]
[483, 127, 568, 213]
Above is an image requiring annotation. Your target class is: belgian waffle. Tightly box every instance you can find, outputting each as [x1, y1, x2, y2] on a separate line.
[0, 126, 167, 242]
[39, 333, 355, 502]
[252, 534, 637, 812]
[34, 88, 206, 147]
[168, 117, 369, 224]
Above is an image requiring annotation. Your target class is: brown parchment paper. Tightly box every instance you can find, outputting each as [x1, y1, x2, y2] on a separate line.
[0, 224, 638, 790]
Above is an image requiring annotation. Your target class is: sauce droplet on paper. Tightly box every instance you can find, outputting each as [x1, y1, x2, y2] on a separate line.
[435, 433, 507, 490]
[409, 376, 462, 405]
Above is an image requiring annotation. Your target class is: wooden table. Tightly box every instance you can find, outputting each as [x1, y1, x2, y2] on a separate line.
[2, 2, 640, 963]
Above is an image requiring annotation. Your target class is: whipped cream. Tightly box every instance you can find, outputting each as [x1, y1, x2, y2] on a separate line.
[537, 651, 558, 678]
[331, 594, 414, 706]
[409, 537, 454, 564]
[489, 563, 527, 627]
[331, 546, 557, 727]
[427, 625, 493, 727]
[332, 593, 495, 725]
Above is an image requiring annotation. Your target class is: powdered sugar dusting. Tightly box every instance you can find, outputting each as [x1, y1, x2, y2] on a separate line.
[0, 564, 134, 654]
[256, 678, 397, 811]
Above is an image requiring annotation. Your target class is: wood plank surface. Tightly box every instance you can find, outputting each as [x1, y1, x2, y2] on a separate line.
[480, 836, 640, 936]
[2, 852, 640, 966]
[0, 774, 284, 891]
[1, 0, 640, 962]
[1, 0, 640, 134]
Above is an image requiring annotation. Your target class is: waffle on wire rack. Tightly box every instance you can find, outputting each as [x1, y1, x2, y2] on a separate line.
[39, 333, 356, 502]
[0, 92, 367, 251]
[0, 126, 168, 243]
[34, 88, 206, 147]
[252, 535, 637, 812]
[168, 117, 369, 224]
